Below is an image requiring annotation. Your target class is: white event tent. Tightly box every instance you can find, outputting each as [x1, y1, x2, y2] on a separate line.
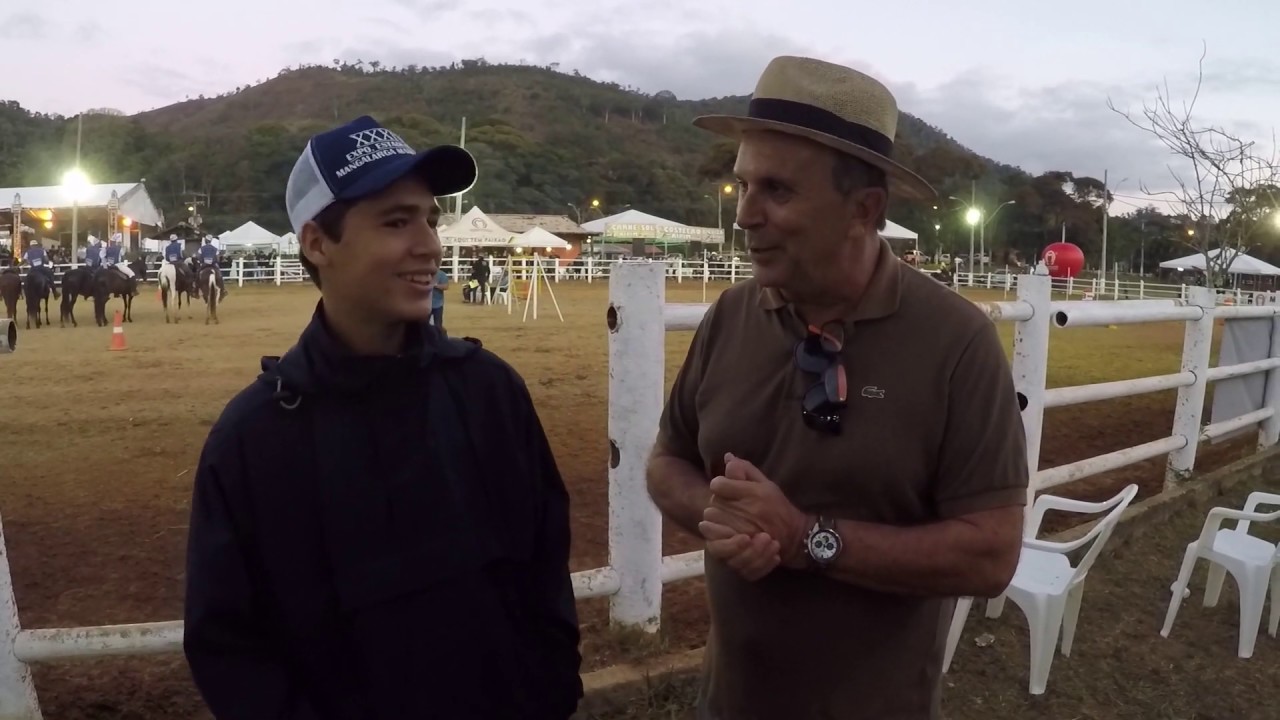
[881, 220, 918, 241]
[440, 206, 518, 247]
[584, 209, 722, 244]
[1159, 248, 1280, 276]
[0, 182, 165, 227]
[217, 221, 284, 251]
[510, 226, 571, 251]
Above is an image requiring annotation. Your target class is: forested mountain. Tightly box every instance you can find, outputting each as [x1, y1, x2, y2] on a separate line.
[0, 58, 1213, 268]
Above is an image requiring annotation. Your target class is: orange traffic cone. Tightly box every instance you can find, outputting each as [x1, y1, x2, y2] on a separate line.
[108, 310, 128, 351]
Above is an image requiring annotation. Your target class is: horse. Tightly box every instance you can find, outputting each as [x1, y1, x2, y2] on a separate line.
[59, 267, 96, 327]
[158, 261, 196, 323]
[91, 268, 136, 327]
[198, 264, 220, 324]
[0, 270, 19, 320]
[22, 267, 53, 329]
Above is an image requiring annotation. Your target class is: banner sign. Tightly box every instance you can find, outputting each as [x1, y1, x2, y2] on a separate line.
[602, 222, 723, 244]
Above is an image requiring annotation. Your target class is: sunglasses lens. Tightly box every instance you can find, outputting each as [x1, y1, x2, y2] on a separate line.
[795, 340, 829, 374]
[825, 363, 848, 403]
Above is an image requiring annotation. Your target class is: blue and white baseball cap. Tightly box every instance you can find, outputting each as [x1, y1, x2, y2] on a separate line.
[285, 115, 477, 235]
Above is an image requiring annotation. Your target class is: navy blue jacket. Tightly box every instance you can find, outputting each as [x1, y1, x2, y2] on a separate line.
[183, 303, 582, 719]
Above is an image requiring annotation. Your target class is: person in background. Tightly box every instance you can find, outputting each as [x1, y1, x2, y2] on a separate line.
[22, 240, 59, 298]
[469, 253, 490, 304]
[197, 237, 227, 301]
[646, 56, 1028, 720]
[431, 265, 449, 329]
[182, 114, 582, 720]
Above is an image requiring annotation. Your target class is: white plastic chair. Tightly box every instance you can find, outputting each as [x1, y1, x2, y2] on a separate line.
[1160, 491, 1280, 658]
[490, 272, 510, 306]
[943, 483, 1139, 695]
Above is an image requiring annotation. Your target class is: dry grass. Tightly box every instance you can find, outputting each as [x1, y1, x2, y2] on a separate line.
[0, 279, 1259, 717]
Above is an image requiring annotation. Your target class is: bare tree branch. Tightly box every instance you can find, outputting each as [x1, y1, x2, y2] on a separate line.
[1107, 42, 1280, 289]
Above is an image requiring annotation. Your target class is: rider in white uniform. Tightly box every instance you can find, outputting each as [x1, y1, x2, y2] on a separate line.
[103, 235, 139, 296]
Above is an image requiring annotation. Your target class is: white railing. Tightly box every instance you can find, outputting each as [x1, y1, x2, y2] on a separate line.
[1, 265, 1279, 715]
[593, 263, 1280, 634]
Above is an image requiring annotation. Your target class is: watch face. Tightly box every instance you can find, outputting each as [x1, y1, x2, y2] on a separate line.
[808, 529, 841, 562]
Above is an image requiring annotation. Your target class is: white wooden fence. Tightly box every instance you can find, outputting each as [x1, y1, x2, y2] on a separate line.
[1, 262, 1279, 715]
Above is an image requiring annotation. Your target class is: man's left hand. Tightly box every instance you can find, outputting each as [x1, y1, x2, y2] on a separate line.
[708, 454, 811, 568]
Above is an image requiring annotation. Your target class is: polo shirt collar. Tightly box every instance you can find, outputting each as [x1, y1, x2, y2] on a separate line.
[756, 237, 903, 322]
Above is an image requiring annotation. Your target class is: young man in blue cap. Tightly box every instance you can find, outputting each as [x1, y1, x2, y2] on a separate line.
[182, 116, 583, 719]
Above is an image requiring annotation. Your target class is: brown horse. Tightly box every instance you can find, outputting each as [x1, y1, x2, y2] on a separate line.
[60, 267, 95, 327]
[22, 268, 53, 329]
[158, 261, 195, 323]
[91, 268, 136, 327]
[198, 264, 220, 324]
[0, 270, 19, 320]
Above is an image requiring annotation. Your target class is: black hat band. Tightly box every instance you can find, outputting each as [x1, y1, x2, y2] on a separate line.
[748, 97, 895, 158]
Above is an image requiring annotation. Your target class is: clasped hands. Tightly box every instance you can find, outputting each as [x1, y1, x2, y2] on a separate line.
[697, 452, 810, 581]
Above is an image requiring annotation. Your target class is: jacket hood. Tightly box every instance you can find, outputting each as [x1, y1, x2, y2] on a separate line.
[258, 301, 480, 402]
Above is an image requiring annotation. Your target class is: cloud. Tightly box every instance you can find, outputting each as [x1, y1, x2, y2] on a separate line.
[526, 25, 812, 100]
[386, 0, 458, 16]
[120, 63, 205, 103]
[73, 20, 104, 42]
[0, 12, 45, 39]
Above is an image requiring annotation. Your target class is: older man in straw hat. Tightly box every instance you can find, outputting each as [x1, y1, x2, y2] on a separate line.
[646, 56, 1029, 719]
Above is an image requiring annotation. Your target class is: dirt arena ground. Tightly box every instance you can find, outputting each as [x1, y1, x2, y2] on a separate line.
[0, 279, 1257, 718]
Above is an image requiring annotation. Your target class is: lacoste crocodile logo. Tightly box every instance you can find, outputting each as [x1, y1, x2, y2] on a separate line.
[861, 386, 885, 399]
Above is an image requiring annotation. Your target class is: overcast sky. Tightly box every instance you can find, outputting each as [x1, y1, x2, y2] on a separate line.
[4, 0, 1279, 213]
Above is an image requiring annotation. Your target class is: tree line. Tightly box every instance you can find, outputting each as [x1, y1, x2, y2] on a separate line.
[1, 55, 1274, 280]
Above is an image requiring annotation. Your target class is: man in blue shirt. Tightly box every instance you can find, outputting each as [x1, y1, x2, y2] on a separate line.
[163, 234, 192, 287]
[164, 235, 183, 263]
[431, 267, 449, 330]
[22, 240, 58, 298]
[196, 237, 227, 301]
[102, 236, 138, 296]
[85, 237, 103, 270]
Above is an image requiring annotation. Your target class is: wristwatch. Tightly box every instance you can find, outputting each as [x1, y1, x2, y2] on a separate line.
[804, 515, 843, 570]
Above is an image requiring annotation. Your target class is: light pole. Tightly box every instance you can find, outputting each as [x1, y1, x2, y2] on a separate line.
[61, 168, 90, 266]
[716, 183, 734, 230]
[965, 207, 980, 277]
[981, 200, 1016, 267]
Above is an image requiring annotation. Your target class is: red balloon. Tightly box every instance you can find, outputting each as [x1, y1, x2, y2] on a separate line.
[1042, 242, 1085, 278]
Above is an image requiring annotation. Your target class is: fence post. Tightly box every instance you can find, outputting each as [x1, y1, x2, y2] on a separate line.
[274, 256, 282, 286]
[1011, 272, 1053, 526]
[1166, 286, 1215, 487]
[1257, 313, 1280, 449]
[0, 517, 43, 719]
[605, 262, 665, 632]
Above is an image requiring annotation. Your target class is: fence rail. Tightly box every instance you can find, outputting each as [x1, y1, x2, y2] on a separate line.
[0, 263, 1279, 716]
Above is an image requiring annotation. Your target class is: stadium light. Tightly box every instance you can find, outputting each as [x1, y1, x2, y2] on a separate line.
[61, 168, 91, 202]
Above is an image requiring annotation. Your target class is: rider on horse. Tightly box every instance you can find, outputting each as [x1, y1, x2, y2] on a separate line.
[165, 234, 193, 287]
[197, 237, 228, 301]
[103, 235, 138, 296]
[85, 236, 104, 271]
[22, 240, 59, 299]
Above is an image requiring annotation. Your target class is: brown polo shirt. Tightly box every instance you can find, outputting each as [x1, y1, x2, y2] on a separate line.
[656, 239, 1029, 720]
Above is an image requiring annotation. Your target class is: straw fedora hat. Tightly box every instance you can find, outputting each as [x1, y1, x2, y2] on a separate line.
[693, 56, 936, 201]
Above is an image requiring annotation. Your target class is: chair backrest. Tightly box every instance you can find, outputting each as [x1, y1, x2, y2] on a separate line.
[1193, 492, 1280, 552]
[1033, 484, 1140, 587]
